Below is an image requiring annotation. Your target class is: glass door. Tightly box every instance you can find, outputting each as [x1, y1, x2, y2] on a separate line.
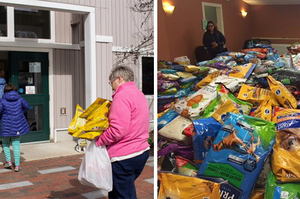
[9, 51, 49, 143]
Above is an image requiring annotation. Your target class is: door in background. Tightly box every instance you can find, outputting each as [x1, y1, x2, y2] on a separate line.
[9, 51, 49, 143]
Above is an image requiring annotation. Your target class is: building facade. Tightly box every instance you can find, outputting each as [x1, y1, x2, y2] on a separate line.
[0, 0, 154, 143]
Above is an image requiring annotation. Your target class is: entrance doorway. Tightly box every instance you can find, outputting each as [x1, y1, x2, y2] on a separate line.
[5, 51, 50, 143]
[202, 2, 224, 34]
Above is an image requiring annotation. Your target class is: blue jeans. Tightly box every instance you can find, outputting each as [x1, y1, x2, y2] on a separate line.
[109, 150, 149, 199]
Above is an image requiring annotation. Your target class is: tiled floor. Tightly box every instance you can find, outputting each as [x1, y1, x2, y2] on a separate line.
[0, 154, 154, 198]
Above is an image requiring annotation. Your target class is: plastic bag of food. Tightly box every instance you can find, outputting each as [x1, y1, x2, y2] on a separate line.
[72, 130, 103, 139]
[158, 79, 180, 92]
[68, 104, 86, 134]
[158, 115, 193, 145]
[79, 117, 109, 132]
[251, 98, 273, 121]
[174, 85, 216, 119]
[158, 172, 221, 199]
[174, 56, 190, 65]
[221, 63, 256, 79]
[175, 156, 198, 177]
[162, 73, 180, 81]
[80, 98, 109, 118]
[157, 109, 179, 130]
[265, 171, 300, 199]
[196, 70, 221, 88]
[267, 75, 297, 109]
[209, 75, 247, 93]
[198, 113, 276, 199]
[193, 117, 222, 169]
[86, 100, 111, 122]
[237, 84, 275, 107]
[182, 123, 195, 137]
[272, 108, 300, 182]
[212, 100, 240, 124]
[202, 84, 252, 119]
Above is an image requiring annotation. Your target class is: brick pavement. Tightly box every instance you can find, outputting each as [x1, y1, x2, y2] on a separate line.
[0, 154, 154, 199]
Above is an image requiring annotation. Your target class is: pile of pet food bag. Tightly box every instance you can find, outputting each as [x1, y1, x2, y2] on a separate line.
[68, 97, 111, 139]
[158, 43, 300, 199]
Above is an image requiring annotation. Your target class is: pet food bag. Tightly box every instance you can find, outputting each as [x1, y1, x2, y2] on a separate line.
[68, 104, 86, 134]
[265, 171, 300, 199]
[272, 108, 300, 183]
[157, 109, 179, 130]
[174, 56, 190, 65]
[158, 115, 193, 145]
[174, 85, 216, 119]
[158, 172, 221, 199]
[79, 98, 109, 118]
[193, 117, 222, 169]
[267, 75, 297, 109]
[198, 113, 276, 199]
[175, 156, 198, 177]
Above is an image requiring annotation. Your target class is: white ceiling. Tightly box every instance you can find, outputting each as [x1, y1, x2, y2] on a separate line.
[243, 0, 300, 5]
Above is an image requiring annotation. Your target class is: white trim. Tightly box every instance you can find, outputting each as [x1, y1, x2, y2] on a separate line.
[7, 6, 14, 40]
[50, 11, 55, 43]
[0, 0, 94, 14]
[0, 41, 80, 50]
[84, 12, 97, 108]
[48, 49, 54, 142]
[202, 2, 224, 34]
[96, 35, 113, 43]
[54, 128, 68, 143]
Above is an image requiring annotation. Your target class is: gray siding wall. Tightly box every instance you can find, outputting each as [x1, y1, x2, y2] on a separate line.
[43, 0, 153, 128]
[53, 49, 85, 128]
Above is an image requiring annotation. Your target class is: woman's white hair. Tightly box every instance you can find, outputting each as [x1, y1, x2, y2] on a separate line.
[109, 65, 134, 82]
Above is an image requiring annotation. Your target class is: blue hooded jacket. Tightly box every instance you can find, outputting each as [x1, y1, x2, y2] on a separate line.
[0, 91, 30, 137]
[0, 78, 6, 98]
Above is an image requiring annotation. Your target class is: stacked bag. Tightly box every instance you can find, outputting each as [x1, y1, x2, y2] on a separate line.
[158, 43, 300, 199]
[68, 97, 111, 139]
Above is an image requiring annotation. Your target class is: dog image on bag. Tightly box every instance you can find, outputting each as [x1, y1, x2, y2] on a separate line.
[213, 123, 261, 162]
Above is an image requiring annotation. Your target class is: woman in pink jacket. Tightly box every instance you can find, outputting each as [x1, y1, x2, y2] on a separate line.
[96, 65, 150, 199]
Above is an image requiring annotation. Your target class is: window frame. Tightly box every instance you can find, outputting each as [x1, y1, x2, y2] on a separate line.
[0, 6, 55, 43]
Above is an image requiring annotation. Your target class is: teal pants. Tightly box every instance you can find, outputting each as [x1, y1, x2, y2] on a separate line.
[2, 137, 21, 166]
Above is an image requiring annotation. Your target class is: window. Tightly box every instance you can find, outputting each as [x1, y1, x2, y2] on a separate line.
[142, 57, 154, 95]
[14, 8, 50, 39]
[0, 6, 7, 37]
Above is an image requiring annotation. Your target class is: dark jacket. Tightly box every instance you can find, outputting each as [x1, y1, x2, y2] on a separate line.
[0, 78, 6, 98]
[203, 29, 226, 54]
[0, 91, 30, 137]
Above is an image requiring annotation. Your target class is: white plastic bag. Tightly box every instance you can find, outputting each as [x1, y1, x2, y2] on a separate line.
[78, 140, 112, 191]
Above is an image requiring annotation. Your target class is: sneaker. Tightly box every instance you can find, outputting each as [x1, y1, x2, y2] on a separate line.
[14, 166, 21, 172]
[4, 161, 12, 168]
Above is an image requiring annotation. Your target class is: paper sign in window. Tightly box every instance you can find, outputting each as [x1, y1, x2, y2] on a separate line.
[25, 86, 35, 94]
[29, 62, 41, 73]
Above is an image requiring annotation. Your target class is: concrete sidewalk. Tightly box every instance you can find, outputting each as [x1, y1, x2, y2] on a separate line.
[0, 140, 80, 164]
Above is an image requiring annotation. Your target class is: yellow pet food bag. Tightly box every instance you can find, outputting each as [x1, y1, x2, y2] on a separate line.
[196, 70, 221, 89]
[71, 129, 103, 140]
[158, 172, 220, 199]
[80, 98, 109, 118]
[237, 84, 272, 106]
[68, 104, 86, 134]
[212, 100, 240, 124]
[86, 100, 111, 122]
[272, 109, 300, 182]
[267, 75, 297, 109]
